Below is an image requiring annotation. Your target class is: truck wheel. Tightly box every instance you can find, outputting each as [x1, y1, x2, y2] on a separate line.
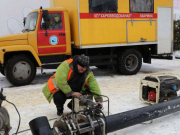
[5, 55, 36, 86]
[114, 49, 142, 75]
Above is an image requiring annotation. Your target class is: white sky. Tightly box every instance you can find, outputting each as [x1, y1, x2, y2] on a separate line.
[0, 0, 179, 36]
[174, 0, 180, 20]
[0, 0, 49, 36]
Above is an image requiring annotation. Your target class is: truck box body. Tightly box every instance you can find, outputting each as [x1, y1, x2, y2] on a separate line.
[52, 0, 173, 54]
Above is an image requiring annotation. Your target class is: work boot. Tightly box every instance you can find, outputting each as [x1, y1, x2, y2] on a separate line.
[57, 111, 63, 116]
[57, 108, 63, 116]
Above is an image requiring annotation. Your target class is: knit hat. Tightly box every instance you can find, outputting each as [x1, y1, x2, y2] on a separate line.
[77, 54, 90, 67]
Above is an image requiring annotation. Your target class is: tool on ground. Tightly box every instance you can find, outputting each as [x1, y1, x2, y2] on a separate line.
[0, 88, 11, 135]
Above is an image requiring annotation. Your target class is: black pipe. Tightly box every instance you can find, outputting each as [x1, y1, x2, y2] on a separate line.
[29, 116, 53, 135]
[106, 97, 180, 133]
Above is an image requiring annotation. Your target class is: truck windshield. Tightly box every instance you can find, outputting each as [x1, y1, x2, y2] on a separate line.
[24, 12, 38, 31]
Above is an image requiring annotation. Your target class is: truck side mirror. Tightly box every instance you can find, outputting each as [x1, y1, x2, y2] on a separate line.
[23, 17, 27, 26]
[42, 10, 49, 21]
[42, 22, 50, 31]
[42, 10, 49, 30]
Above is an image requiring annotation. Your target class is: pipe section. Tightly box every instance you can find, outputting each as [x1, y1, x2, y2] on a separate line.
[106, 98, 180, 133]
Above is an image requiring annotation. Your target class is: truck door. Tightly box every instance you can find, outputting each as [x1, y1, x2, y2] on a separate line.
[37, 11, 66, 54]
[127, 20, 156, 43]
[157, 7, 172, 54]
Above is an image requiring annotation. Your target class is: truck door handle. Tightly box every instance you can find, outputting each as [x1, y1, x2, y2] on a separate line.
[59, 33, 65, 36]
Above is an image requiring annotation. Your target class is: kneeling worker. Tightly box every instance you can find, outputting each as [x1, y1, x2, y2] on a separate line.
[42, 54, 103, 116]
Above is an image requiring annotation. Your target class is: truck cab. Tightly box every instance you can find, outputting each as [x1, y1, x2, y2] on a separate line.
[0, 8, 71, 86]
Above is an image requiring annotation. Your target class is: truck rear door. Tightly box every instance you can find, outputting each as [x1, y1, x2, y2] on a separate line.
[157, 7, 172, 54]
[37, 11, 66, 54]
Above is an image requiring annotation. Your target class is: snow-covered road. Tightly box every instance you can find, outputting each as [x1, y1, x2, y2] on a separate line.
[1, 57, 180, 135]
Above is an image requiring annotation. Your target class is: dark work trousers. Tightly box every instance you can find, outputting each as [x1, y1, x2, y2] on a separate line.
[53, 90, 72, 113]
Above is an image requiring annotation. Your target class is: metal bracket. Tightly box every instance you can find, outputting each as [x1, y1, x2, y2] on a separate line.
[68, 114, 77, 134]
[140, 38, 147, 42]
[99, 118, 106, 135]
[150, 19, 152, 25]
[41, 67, 46, 75]
[131, 19, 134, 26]
[64, 117, 73, 135]
[76, 113, 95, 134]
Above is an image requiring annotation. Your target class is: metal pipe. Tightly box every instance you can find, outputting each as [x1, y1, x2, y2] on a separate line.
[106, 98, 180, 133]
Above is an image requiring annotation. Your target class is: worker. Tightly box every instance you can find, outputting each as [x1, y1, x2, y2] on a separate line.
[42, 54, 103, 116]
[48, 18, 56, 29]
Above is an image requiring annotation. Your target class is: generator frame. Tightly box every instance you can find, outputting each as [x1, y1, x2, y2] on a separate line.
[139, 73, 180, 105]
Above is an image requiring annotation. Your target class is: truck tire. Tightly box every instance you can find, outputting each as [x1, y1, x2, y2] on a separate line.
[114, 49, 142, 75]
[5, 55, 36, 86]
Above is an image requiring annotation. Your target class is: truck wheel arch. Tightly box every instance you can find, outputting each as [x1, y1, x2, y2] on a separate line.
[0, 45, 42, 67]
[4, 51, 40, 68]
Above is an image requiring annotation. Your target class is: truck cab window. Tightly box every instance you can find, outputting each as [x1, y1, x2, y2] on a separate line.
[89, 0, 118, 13]
[130, 0, 154, 13]
[24, 12, 38, 31]
[41, 13, 62, 30]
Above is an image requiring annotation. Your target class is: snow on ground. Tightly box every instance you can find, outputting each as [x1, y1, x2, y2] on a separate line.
[1, 56, 180, 135]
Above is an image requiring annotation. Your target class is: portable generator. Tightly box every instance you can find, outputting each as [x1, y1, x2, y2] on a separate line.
[139, 74, 180, 104]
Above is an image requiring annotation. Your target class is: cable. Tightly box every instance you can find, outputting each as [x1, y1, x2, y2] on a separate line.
[94, 116, 102, 135]
[12, 129, 30, 134]
[90, 107, 107, 134]
[5, 99, 21, 135]
[48, 117, 57, 121]
[92, 93, 110, 116]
